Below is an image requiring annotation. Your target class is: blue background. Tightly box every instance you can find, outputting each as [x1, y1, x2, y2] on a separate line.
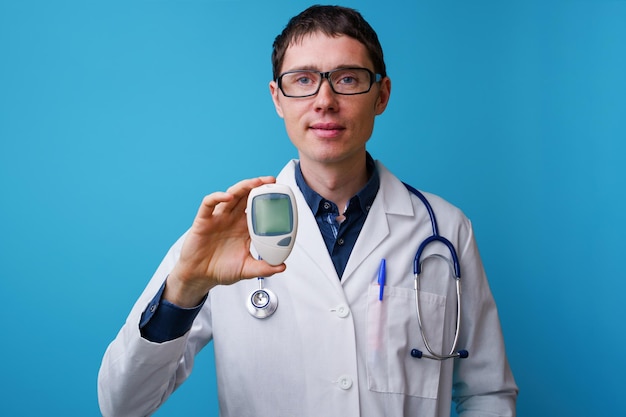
[1, 0, 624, 416]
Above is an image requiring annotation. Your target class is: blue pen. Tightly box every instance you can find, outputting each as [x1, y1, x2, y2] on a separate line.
[378, 258, 386, 301]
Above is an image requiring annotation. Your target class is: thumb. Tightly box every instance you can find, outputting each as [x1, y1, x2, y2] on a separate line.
[243, 259, 287, 279]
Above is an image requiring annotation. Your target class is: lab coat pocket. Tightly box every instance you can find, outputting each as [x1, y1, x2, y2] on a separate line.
[366, 284, 444, 399]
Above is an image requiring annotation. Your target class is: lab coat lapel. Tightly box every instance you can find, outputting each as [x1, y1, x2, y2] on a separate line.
[341, 161, 415, 283]
[340, 197, 389, 284]
[277, 161, 341, 284]
[293, 191, 340, 282]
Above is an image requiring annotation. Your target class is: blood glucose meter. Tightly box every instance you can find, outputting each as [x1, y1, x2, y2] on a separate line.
[246, 183, 298, 266]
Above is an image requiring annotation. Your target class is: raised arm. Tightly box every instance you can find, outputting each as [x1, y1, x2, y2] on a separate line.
[98, 176, 286, 417]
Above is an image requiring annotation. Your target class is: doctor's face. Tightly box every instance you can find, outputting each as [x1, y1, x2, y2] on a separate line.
[270, 32, 391, 168]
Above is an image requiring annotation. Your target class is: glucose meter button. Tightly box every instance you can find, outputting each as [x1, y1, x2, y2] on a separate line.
[277, 236, 292, 247]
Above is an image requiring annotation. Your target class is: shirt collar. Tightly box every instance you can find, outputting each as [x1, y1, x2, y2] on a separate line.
[295, 153, 380, 216]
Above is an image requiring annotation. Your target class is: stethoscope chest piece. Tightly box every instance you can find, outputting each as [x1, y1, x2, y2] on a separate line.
[246, 279, 278, 319]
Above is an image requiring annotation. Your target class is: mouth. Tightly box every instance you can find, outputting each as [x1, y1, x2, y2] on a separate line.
[309, 122, 345, 138]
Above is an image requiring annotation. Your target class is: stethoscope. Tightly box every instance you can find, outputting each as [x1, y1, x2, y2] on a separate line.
[246, 183, 468, 361]
[404, 183, 469, 361]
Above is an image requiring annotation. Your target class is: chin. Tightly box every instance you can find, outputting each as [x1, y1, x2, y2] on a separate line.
[303, 148, 363, 166]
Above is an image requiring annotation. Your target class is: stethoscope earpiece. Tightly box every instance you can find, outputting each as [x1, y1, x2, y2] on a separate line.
[410, 348, 469, 360]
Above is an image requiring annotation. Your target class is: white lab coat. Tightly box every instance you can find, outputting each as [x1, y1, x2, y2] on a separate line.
[98, 160, 518, 417]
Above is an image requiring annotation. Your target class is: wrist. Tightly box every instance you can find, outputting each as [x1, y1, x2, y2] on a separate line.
[163, 270, 214, 308]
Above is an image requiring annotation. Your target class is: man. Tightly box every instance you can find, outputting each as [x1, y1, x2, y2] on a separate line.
[98, 5, 518, 416]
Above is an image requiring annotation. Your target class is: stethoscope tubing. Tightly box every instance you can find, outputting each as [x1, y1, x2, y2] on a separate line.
[403, 183, 468, 360]
[403, 182, 461, 278]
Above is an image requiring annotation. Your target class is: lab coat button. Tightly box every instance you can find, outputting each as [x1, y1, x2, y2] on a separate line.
[334, 304, 350, 318]
[338, 375, 353, 390]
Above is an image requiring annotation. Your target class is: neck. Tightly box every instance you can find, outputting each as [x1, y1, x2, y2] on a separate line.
[299, 154, 369, 213]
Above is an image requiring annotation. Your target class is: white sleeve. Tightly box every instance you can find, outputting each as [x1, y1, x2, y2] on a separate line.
[97, 234, 213, 417]
[452, 220, 518, 416]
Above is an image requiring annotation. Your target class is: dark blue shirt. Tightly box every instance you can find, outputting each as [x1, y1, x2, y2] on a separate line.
[140, 155, 380, 342]
[294, 154, 379, 279]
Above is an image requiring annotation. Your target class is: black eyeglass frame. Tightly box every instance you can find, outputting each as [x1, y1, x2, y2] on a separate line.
[276, 67, 383, 98]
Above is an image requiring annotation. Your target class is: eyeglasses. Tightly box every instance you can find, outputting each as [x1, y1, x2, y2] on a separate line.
[276, 67, 382, 98]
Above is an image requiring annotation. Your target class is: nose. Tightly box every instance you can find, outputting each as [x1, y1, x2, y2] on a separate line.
[314, 78, 338, 111]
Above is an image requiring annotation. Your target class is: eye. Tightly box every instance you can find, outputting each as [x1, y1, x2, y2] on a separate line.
[338, 75, 357, 85]
[335, 71, 358, 84]
[333, 69, 365, 87]
[295, 74, 314, 85]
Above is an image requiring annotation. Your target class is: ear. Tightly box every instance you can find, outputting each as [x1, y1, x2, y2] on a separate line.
[269, 81, 285, 118]
[374, 77, 391, 115]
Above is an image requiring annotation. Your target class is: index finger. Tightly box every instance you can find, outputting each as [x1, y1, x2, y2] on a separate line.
[221, 176, 277, 214]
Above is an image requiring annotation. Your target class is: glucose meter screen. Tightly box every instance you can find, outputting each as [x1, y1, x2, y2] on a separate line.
[253, 194, 292, 235]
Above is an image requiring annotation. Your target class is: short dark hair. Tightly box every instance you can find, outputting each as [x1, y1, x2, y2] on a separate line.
[271, 5, 387, 80]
